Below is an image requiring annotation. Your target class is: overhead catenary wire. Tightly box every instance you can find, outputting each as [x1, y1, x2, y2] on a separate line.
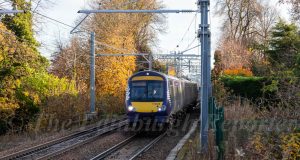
[18, 9, 132, 55]
[71, 0, 139, 34]
[33, 0, 42, 12]
[2, 1, 199, 75]
[34, 11, 75, 29]
[174, 13, 198, 50]
[184, 36, 198, 52]
[2, 1, 173, 58]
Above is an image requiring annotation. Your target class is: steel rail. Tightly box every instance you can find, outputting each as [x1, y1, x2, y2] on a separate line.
[36, 121, 128, 160]
[0, 118, 127, 160]
[90, 132, 167, 160]
[90, 134, 137, 160]
[129, 132, 167, 160]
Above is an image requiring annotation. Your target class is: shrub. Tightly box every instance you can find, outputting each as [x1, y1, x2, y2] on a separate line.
[34, 93, 89, 133]
[17, 72, 81, 132]
[0, 72, 79, 134]
[223, 68, 253, 77]
[220, 76, 267, 100]
[281, 130, 300, 159]
[248, 129, 300, 159]
[20, 72, 78, 104]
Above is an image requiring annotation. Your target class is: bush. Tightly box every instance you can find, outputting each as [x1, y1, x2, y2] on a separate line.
[35, 93, 88, 132]
[220, 76, 269, 100]
[20, 72, 78, 104]
[281, 131, 300, 159]
[223, 68, 253, 77]
[0, 72, 79, 134]
[248, 129, 300, 159]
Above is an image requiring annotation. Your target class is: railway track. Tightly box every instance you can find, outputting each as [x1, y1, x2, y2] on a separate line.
[0, 118, 127, 160]
[91, 132, 167, 160]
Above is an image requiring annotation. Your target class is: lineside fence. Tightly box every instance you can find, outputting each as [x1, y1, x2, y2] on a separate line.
[209, 97, 224, 160]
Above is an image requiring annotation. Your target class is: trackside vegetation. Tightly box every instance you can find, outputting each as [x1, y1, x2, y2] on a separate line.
[220, 76, 266, 100]
[212, 12, 300, 158]
[0, 0, 165, 135]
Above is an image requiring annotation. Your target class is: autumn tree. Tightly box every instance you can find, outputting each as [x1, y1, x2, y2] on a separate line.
[51, 0, 165, 114]
[90, 0, 165, 113]
[216, 0, 263, 43]
[0, 0, 83, 134]
[2, 0, 39, 48]
[0, 0, 49, 133]
[215, 0, 278, 75]
[51, 37, 90, 92]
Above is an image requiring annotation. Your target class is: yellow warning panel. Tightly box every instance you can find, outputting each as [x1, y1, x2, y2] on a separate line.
[132, 76, 163, 81]
[131, 102, 163, 113]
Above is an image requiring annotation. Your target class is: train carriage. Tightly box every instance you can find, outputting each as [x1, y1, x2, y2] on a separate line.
[126, 71, 198, 125]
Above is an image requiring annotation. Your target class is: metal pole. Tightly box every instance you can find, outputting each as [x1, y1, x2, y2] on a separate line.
[179, 52, 182, 78]
[149, 55, 153, 71]
[90, 32, 96, 113]
[198, 0, 210, 152]
[166, 63, 169, 75]
[189, 60, 191, 73]
[0, 10, 24, 14]
[174, 52, 177, 76]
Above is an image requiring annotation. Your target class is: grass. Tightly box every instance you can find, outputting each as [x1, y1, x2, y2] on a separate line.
[224, 97, 257, 120]
[176, 128, 217, 160]
[176, 97, 259, 159]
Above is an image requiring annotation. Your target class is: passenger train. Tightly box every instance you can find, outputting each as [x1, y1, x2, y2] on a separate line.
[125, 70, 198, 125]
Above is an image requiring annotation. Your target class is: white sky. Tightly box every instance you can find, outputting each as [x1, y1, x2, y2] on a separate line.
[35, 0, 222, 59]
[33, 0, 291, 59]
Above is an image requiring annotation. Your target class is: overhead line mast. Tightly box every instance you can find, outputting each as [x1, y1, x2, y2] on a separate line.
[198, 0, 211, 152]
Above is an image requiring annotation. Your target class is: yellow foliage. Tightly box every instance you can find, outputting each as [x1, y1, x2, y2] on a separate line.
[281, 132, 300, 159]
[250, 131, 300, 159]
[252, 134, 265, 153]
[223, 67, 253, 77]
[168, 66, 176, 76]
[94, 19, 137, 114]
[50, 0, 164, 115]
[85, 0, 161, 114]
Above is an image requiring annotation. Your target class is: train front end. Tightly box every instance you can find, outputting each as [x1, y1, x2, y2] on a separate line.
[126, 71, 170, 125]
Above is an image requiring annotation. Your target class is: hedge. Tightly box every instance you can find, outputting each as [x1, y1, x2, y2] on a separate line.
[220, 76, 270, 100]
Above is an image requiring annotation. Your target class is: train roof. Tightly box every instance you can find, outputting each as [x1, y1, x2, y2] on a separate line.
[130, 70, 196, 84]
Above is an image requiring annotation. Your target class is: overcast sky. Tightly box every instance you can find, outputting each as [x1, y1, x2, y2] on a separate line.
[34, 0, 221, 59]
[33, 0, 290, 59]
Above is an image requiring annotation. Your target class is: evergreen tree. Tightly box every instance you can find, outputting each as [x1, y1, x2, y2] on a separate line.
[2, 0, 48, 69]
[267, 20, 300, 72]
[2, 0, 38, 47]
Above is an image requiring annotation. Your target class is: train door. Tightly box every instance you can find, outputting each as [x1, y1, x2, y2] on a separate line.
[168, 79, 175, 111]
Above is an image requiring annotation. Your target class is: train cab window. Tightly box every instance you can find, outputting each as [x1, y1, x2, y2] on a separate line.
[130, 81, 164, 101]
[131, 82, 147, 100]
[148, 82, 164, 100]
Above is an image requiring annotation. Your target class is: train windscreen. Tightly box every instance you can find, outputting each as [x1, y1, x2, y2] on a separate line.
[130, 81, 164, 101]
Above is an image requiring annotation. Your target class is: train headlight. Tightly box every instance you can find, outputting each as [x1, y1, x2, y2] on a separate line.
[158, 105, 167, 112]
[128, 106, 136, 112]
